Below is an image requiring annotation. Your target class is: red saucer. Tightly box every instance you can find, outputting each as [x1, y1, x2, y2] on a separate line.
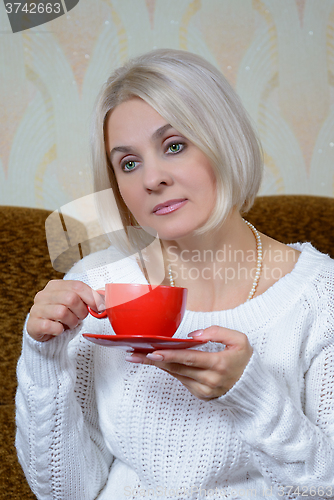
[82, 334, 207, 353]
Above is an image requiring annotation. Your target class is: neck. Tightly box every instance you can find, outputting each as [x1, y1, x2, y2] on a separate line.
[161, 209, 255, 269]
[160, 209, 263, 306]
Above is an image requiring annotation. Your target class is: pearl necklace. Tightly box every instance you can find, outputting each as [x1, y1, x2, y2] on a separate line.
[167, 219, 263, 301]
[242, 219, 263, 300]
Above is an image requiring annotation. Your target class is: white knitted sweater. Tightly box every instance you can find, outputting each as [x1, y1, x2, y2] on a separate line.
[15, 243, 334, 500]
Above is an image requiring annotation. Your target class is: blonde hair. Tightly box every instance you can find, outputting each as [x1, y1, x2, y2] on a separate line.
[91, 48, 263, 249]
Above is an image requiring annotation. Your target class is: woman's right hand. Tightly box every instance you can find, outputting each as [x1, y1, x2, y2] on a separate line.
[26, 280, 105, 342]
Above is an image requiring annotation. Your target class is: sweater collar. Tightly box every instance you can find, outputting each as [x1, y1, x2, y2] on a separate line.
[182, 242, 329, 330]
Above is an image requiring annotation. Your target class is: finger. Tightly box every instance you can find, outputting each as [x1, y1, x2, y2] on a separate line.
[146, 355, 246, 398]
[124, 353, 206, 384]
[168, 372, 221, 400]
[34, 291, 87, 320]
[42, 304, 82, 330]
[131, 359, 226, 401]
[125, 350, 247, 398]
[126, 352, 219, 388]
[36, 280, 105, 312]
[67, 281, 105, 311]
[125, 349, 215, 369]
[28, 303, 80, 333]
[27, 315, 65, 340]
[147, 348, 219, 370]
[188, 325, 251, 351]
[144, 353, 227, 388]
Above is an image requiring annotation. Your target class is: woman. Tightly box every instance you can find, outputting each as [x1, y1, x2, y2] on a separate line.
[16, 49, 334, 499]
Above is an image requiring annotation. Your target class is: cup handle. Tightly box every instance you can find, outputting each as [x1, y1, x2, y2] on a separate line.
[87, 289, 107, 319]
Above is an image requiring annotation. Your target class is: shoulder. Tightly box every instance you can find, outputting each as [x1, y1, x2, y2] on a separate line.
[300, 243, 334, 307]
[279, 241, 334, 295]
[258, 239, 334, 319]
[256, 235, 302, 295]
[289, 242, 334, 328]
[292, 243, 334, 354]
[290, 241, 334, 276]
[262, 236, 334, 281]
[63, 246, 146, 289]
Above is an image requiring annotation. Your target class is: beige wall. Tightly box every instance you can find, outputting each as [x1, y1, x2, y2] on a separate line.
[1, 0, 334, 210]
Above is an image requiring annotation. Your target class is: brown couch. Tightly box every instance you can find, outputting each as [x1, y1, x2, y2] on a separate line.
[1, 195, 334, 499]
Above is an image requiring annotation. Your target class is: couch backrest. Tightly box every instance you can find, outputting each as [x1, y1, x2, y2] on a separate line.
[246, 195, 334, 258]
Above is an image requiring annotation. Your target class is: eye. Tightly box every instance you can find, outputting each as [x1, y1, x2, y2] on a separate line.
[166, 142, 184, 154]
[122, 160, 138, 172]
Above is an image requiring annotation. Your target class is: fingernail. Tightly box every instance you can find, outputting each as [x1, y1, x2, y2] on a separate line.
[188, 329, 204, 337]
[125, 355, 143, 363]
[146, 353, 164, 361]
[97, 303, 106, 312]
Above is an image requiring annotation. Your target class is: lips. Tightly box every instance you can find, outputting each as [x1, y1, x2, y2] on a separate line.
[152, 199, 188, 215]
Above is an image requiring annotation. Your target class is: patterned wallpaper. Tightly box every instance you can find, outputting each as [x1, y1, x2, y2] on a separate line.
[1, 0, 334, 211]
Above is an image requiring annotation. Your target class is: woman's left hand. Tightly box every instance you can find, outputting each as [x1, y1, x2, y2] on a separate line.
[125, 326, 253, 400]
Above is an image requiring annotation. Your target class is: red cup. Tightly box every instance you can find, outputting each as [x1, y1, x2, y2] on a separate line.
[88, 283, 187, 337]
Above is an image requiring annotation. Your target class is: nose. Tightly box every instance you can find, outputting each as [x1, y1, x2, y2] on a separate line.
[142, 156, 173, 192]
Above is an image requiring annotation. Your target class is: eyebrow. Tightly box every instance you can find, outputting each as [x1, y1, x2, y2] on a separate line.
[109, 123, 173, 161]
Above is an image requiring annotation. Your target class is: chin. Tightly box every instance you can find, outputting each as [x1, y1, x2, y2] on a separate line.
[156, 224, 201, 242]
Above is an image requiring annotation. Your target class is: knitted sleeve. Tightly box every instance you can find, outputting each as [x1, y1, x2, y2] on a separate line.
[15, 321, 113, 500]
[214, 264, 334, 496]
[15, 253, 120, 500]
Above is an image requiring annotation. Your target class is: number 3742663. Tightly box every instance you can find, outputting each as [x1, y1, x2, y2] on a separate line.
[5, 3, 61, 14]
[278, 486, 333, 497]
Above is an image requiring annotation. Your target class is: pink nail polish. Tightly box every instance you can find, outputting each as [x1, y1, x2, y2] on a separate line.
[146, 353, 164, 361]
[188, 329, 204, 337]
[125, 355, 143, 363]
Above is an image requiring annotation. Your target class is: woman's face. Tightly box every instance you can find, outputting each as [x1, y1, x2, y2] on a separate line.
[105, 98, 217, 242]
